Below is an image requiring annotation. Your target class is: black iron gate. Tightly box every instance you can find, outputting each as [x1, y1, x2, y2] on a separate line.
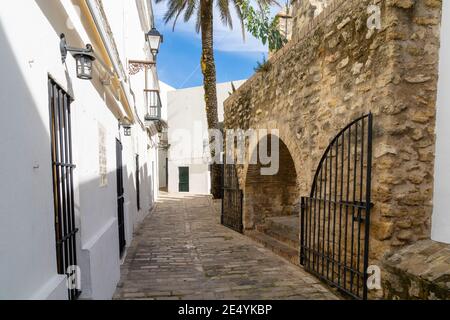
[300, 114, 373, 300]
[48, 78, 80, 300]
[116, 140, 126, 257]
[221, 164, 243, 233]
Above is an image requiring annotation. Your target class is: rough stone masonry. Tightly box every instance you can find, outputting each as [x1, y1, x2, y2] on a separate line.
[224, 0, 445, 299]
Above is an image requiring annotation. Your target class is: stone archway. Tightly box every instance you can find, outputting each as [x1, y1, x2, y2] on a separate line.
[244, 134, 299, 231]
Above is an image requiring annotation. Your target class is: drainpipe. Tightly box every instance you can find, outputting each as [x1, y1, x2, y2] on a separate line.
[85, 0, 134, 121]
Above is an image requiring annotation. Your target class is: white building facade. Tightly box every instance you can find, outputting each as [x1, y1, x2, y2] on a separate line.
[157, 81, 175, 191]
[0, 0, 165, 300]
[166, 81, 246, 195]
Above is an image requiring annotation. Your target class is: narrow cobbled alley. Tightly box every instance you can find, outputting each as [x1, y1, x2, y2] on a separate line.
[114, 193, 339, 300]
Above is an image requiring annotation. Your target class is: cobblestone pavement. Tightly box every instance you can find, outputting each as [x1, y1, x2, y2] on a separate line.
[113, 193, 339, 300]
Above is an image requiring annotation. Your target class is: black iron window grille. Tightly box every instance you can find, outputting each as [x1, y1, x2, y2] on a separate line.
[300, 114, 373, 300]
[48, 78, 80, 300]
[136, 154, 141, 211]
[116, 139, 126, 256]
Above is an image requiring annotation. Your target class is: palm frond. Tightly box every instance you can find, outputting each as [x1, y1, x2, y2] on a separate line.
[232, 0, 246, 41]
[163, 0, 184, 23]
[195, 7, 201, 33]
[216, 0, 233, 29]
[184, 0, 198, 22]
[162, 0, 189, 30]
[158, 0, 281, 36]
[171, 2, 187, 31]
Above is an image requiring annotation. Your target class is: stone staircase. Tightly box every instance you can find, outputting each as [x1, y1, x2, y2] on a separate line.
[247, 215, 300, 266]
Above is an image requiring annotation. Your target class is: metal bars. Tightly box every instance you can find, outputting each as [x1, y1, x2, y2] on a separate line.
[136, 154, 141, 211]
[144, 89, 162, 120]
[116, 139, 126, 256]
[300, 114, 373, 300]
[48, 78, 80, 300]
[221, 164, 244, 233]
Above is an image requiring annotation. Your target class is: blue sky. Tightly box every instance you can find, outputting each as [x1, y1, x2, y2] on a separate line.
[153, 1, 280, 89]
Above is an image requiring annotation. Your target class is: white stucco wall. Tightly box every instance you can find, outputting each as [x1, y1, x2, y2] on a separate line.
[157, 81, 175, 190]
[0, 0, 160, 300]
[167, 81, 246, 195]
[0, 0, 80, 300]
[159, 81, 175, 122]
[432, 0, 450, 244]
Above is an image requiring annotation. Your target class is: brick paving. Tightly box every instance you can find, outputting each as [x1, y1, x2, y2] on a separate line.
[113, 193, 339, 300]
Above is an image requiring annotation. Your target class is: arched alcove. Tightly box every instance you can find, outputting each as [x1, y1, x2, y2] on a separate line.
[244, 134, 299, 230]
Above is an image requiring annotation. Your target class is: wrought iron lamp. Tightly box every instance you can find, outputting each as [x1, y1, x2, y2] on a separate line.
[145, 27, 163, 59]
[119, 122, 132, 136]
[123, 124, 132, 137]
[60, 34, 96, 80]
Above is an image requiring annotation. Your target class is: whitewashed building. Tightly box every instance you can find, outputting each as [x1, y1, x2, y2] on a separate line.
[157, 81, 175, 191]
[0, 0, 165, 300]
[166, 81, 246, 195]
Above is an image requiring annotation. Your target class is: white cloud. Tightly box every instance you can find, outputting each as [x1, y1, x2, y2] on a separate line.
[153, 1, 283, 53]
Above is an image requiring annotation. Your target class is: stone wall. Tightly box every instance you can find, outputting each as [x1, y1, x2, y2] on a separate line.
[244, 136, 299, 229]
[224, 0, 443, 298]
[383, 240, 450, 299]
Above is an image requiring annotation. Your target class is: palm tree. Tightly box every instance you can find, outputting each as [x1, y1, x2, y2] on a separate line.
[157, 0, 274, 199]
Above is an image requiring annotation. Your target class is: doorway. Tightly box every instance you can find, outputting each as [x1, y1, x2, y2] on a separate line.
[179, 167, 190, 192]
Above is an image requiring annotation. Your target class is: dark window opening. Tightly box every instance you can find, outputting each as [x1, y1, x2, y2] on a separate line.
[116, 139, 126, 256]
[136, 154, 141, 211]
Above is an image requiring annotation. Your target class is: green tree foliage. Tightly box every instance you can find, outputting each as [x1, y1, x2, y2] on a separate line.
[238, 0, 287, 52]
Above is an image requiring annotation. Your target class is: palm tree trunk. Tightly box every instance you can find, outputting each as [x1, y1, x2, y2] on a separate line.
[200, 0, 222, 199]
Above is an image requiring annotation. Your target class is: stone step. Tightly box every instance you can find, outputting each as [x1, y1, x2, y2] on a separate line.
[247, 230, 300, 266]
[256, 216, 300, 250]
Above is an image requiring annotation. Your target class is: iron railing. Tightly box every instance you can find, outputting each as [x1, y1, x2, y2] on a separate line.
[116, 139, 126, 256]
[300, 113, 373, 300]
[136, 154, 141, 211]
[144, 89, 162, 121]
[48, 78, 80, 300]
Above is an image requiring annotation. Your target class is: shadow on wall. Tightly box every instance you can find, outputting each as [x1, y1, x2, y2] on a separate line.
[76, 166, 150, 299]
[0, 18, 154, 299]
[0, 18, 62, 299]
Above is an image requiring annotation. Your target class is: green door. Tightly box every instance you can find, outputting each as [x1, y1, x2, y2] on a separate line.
[179, 167, 189, 192]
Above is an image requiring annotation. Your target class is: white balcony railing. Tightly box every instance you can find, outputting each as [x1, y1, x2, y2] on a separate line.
[144, 89, 162, 121]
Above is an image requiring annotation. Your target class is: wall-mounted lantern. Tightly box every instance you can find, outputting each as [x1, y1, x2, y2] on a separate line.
[60, 33, 96, 80]
[121, 123, 132, 137]
[123, 125, 132, 137]
[145, 27, 163, 60]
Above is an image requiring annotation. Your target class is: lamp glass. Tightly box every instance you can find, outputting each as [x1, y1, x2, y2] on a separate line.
[147, 28, 162, 55]
[124, 126, 132, 136]
[75, 55, 94, 80]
